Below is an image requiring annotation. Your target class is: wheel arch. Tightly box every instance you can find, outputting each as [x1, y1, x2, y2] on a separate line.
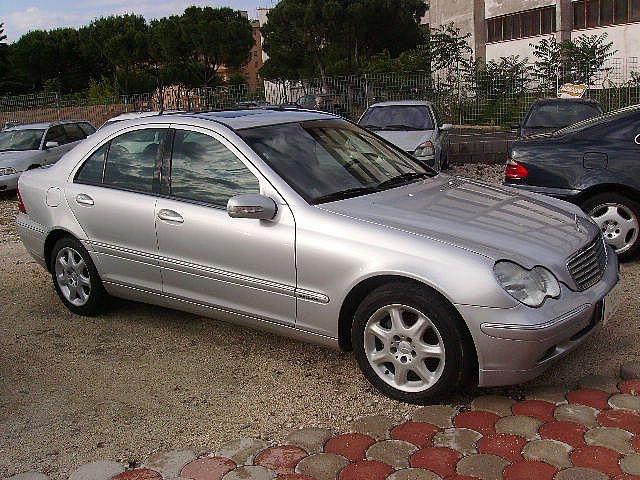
[44, 228, 77, 272]
[576, 183, 640, 205]
[337, 274, 479, 381]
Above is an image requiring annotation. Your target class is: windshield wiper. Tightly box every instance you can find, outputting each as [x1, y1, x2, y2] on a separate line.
[376, 172, 431, 190]
[382, 124, 425, 131]
[313, 186, 380, 205]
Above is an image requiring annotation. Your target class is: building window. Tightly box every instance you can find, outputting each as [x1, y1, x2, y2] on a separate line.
[574, 0, 640, 28]
[486, 6, 556, 43]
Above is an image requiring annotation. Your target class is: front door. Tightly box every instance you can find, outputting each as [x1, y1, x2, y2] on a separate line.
[155, 126, 297, 325]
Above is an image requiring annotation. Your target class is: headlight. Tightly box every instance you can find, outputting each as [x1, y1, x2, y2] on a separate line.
[414, 141, 435, 158]
[494, 261, 561, 307]
[0, 167, 17, 176]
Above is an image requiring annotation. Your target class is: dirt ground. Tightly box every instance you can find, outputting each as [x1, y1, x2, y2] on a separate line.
[1, 167, 638, 479]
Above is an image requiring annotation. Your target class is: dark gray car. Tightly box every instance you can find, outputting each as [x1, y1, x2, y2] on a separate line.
[0, 120, 96, 192]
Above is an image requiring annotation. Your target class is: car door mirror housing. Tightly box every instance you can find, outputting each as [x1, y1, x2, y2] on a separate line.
[227, 194, 277, 221]
[511, 124, 521, 131]
[44, 141, 59, 149]
[440, 123, 454, 131]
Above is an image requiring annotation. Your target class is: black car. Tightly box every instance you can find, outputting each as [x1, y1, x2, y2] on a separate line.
[504, 104, 640, 260]
[514, 98, 603, 137]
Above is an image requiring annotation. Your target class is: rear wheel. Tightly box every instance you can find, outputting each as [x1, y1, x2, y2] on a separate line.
[352, 281, 471, 404]
[51, 236, 107, 315]
[582, 192, 640, 261]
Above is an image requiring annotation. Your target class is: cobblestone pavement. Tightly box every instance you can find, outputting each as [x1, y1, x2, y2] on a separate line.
[9, 364, 640, 480]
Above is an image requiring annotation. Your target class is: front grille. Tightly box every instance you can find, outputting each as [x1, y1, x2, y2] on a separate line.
[567, 236, 607, 291]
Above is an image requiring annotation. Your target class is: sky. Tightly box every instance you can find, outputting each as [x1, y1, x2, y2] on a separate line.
[0, 0, 275, 42]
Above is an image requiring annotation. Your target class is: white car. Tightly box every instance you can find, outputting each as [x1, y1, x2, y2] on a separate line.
[359, 101, 453, 171]
[99, 111, 185, 130]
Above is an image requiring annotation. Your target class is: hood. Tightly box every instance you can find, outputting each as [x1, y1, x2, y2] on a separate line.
[319, 174, 600, 283]
[0, 150, 35, 167]
[376, 130, 434, 152]
[520, 126, 558, 138]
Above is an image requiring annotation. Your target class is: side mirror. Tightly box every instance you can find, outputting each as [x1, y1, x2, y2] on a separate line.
[440, 124, 454, 131]
[510, 124, 521, 131]
[44, 141, 59, 149]
[227, 194, 277, 221]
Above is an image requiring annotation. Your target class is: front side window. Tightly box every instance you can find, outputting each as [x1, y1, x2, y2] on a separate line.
[240, 119, 433, 205]
[170, 130, 259, 207]
[359, 106, 435, 131]
[64, 124, 86, 143]
[103, 128, 168, 193]
[0, 129, 45, 152]
[45, 125, 68, 146]
[79, 123, 97, 136]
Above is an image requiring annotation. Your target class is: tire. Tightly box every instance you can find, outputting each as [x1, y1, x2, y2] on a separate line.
[50, 236, 107, 316]
[352, 281, 471, 404]
[582, 192, 640, 262]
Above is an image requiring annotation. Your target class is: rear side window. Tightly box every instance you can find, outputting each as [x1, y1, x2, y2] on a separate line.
[45, 125, 68, 145]
[64, 123, 86, 142]
[78, 123, 97, 136]
[103, 129, 168, 194]
[76, 143, 108, 185]
[170, 130, 259, 207]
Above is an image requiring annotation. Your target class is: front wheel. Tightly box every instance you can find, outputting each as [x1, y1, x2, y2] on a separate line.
[352, 282, 471, 404]
[582, 192, 640, 261]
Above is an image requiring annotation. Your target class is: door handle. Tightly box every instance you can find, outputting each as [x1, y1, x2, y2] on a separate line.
[75, 194, 94, 206]
[157, 209, 184, 224]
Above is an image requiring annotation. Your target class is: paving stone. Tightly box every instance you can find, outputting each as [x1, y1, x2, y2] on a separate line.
[214, 439, 270, 465]
[412, 405, 456, 428]
[144, 451, 197, 479]
[598, 410, 640, 434]
[610, 394, 640, 411]
[621, 363, 640, 380]
[366, 439, 417, 469]
[525, 386, 568, 405]
[112, 469, 163, 480]
[494, 415, 542, 440]
[221, 466, 275, 480]
[390, 421, 440, 448]
[254, 446, 308, 475]
[621, 454, 640, 475]
[432, 428, 482, 455]
[620, 380, 640, 395]
[324, 433, 376, 462]
[512, 400, 556, 423]
[471, 395, 515, 417]
[349, 415, 395, 440]
[409, 447, 462, 478]
[295, 453, 350, 480]
[385, 468, 442, 480]
[180, 458, 236, 480]
[633, 436, 640, 452]
[337, 460, 394, 480]
[455, 454, 510, 480]
[585, 427, 635, 454]
[539, 421, 588, 448]
[274, 474, 315, 480]
[503, 461, 557, 480]
[69, 461, 126, 480]
[453, 411, 499, 435]
[284, 428, 334, 454]
[579, 375, 621, 394]
[522, 440, 572, 469]
[570, 445, 623, 477]
[477, 433, 527, 463]
[5, 473, 51, 480]
[566, 389, 611, 410]
[554, 404, 599, 428]
[554, 467, 609, 480]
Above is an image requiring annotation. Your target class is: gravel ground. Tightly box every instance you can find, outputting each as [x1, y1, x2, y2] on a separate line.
[1, 166, 638, 479]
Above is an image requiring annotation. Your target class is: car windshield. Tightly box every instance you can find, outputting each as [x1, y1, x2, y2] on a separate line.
[359, 106, 435, 131]
[554, 104, 640, 136]
[0, 129, 45, 152]
[239, 119, 435, 204]
[524, 102, 602, 129]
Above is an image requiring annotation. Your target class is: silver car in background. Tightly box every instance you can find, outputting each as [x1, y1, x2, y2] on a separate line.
[0, 120, 96, 192]
[16, 109, 620, 403]
[359, 100, 453, 171]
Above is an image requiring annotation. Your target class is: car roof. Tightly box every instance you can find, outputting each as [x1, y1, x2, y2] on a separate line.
[367, 100, 434, 108]
[105, 111, 184, 122]
[170, 108, 339, 130]
[533, 97, 601, 105]
[4, 120, 87, 131]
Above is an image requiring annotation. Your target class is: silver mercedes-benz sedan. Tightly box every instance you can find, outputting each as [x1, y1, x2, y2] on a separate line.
[16, 109, 621, 403]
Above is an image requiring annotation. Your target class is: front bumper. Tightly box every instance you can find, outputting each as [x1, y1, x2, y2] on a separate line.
[0, 171, 21, 191]
[458, 246, 620, 387]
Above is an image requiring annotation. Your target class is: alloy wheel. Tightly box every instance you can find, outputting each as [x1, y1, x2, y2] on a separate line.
[589, 203, 639, 254]
[364, 304, 445, 393]
[54, 247, 92, 307]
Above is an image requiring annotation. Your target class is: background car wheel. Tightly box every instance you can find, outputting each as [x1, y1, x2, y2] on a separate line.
[352, 281, 471, 404]
[51, 236, 107, 316]
[582, 192, 640, 261]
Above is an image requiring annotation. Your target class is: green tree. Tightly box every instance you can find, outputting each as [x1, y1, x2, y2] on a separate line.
[531, 37, 562, 92]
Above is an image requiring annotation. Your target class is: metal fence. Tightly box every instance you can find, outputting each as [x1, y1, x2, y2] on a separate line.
[2, 57, 640, 130]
